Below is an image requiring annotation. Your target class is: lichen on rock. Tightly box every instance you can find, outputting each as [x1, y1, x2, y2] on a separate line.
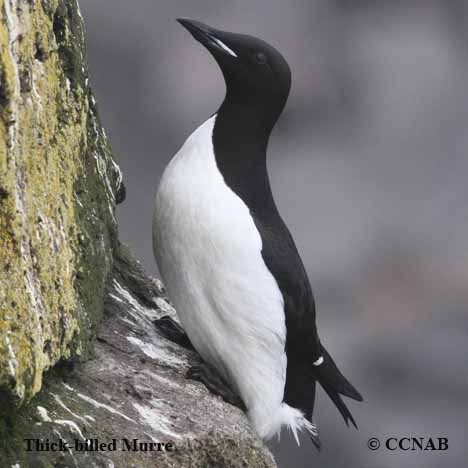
[0, 2, 276, 466]
[0, 0, 123, 406]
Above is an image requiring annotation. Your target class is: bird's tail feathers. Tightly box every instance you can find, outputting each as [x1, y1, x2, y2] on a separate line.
[314, 346, 363, 428]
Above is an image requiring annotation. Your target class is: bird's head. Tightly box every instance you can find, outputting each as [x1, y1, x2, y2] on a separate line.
[177, 19, 291, 124]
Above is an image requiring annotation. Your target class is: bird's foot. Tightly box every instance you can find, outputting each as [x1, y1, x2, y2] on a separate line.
[187, 362, 245, 411]
[155, 317, 245, 410]
[153, 315, 195, 351]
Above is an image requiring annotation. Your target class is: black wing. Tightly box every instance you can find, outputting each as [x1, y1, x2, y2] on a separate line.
[253, 213, 323, 417]
[254, 214, 321, 358]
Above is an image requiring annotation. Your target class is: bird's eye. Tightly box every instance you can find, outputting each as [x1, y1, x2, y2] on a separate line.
[254, 52, 268, 64]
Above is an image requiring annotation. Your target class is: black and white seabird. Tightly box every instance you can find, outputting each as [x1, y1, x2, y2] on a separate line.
[153, 19, 363, 446]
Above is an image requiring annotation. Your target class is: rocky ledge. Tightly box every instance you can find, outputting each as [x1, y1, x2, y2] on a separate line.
[1, 244, 276, 468]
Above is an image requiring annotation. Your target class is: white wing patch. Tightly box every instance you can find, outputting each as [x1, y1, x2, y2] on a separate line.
[313, 356, 324, 366]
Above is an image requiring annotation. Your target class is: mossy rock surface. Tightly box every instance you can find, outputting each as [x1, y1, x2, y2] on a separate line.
[0, 2, 276, 466]
[0, 0, 123, 405]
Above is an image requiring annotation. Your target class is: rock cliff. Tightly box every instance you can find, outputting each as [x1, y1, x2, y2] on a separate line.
[0, 0, 123, 404]
[0, 2, 276, 466]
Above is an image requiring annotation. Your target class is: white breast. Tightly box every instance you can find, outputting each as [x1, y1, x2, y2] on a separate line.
[152, 115, 287, 437]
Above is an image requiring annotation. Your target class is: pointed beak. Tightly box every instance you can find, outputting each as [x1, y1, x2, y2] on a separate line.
[177, 18, 211, 40]
[177, 18, 238, 58]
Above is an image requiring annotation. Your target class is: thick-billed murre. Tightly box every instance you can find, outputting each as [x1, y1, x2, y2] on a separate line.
[153, 19, 362, 446]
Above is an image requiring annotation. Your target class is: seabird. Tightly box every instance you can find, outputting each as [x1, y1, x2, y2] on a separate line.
[153, 19, 362, 447]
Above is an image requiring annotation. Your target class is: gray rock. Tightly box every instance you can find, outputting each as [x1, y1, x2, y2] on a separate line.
[0, 1, 276, 465]
[0, 244, 276, 467]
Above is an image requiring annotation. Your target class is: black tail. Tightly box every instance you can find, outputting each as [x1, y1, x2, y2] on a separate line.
[314, 346, 363, 428]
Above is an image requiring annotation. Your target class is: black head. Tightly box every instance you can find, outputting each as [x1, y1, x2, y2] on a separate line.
[177, 19, 291, 128]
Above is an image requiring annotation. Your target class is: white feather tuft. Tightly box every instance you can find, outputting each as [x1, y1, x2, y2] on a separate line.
[251, 403, 318, 447]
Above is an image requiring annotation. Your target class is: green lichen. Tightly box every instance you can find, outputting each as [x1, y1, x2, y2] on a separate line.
[0, 0, 122, 406]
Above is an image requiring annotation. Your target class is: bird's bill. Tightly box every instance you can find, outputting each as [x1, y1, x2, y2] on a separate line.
[177, 18, 238, 58]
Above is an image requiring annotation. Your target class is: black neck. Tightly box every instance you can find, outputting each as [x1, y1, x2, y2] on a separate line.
[212, 95, 280, 216]
[220, 88, 282, 139]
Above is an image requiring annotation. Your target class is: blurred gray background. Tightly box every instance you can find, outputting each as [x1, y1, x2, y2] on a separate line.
[79, 1, 468, 467]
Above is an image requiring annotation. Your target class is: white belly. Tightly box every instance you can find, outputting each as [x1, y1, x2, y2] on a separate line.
[153, 115, 286, 431]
